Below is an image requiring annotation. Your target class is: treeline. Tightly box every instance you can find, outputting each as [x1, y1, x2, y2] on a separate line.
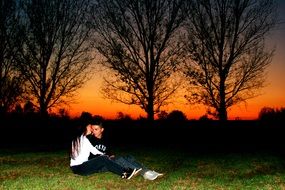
[0, 108, 284, 153]
[258, 107, 285, 122]
[1, 105, 284, 127]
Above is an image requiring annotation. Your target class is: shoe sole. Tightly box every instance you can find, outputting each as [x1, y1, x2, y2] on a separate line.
[156, 173, 164, 177]
[134, 168, 142, 176]
[153, 171, 164, 177]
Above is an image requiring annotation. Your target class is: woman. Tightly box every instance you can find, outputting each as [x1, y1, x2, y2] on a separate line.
[88, 120, 163, 180]
[70, 120, 138, 179]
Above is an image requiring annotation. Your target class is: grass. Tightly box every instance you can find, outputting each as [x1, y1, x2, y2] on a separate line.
[1, 147, 285, 190]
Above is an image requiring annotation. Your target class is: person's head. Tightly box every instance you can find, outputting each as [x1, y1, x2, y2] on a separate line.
[84, 116, 104, 138]
[83, 117, 104, 136]
[74, 120, 94, 137]
[91, 123, 104, 139]
[85, 124, 94, 136]
[89, 117, 104, 138]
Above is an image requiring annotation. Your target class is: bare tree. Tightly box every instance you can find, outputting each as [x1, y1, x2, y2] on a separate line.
[16, 0, 94, 116]
[0, 0, 25, 114]
[183, 0, 277, 121]
[91, 0, 187, 121]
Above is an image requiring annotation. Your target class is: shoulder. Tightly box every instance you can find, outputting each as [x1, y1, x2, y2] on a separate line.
[82, 135, 92, 144]
[86, 134, 93, 141]
[87, 135, 102, 145]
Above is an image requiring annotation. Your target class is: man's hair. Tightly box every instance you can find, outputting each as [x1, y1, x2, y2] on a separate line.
[92, 116, 104, 128]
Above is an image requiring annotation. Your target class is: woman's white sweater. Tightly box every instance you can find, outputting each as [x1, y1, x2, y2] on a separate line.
[70, 135, 104, 166]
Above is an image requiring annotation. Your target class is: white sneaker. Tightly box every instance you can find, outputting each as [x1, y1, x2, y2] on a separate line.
[152, 170, 163, 177]
[143, 170, 158, 180]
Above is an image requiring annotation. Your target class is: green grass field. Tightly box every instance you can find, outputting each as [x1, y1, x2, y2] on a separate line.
[1, 147, 285, 190]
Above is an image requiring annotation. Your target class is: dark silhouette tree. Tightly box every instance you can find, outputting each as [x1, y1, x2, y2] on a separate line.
[14, 104, 24, 114]
[258, 106, 285, 121]
[15, 0, 94, 117]
[199, 114, 212, 121]
[116, 111, 132, 121]
[157, 110, 168, 120]
[183, 0, 277, 121]
[166, 110, 187, 121]
[0, 0, 25, 114]
[91, 0, 187, 121]
[79, 111, 92, 119]
[23, 100, 35, 114]
[58, 108, 70, 119]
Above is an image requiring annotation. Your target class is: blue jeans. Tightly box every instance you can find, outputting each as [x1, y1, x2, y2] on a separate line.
[71, 155, 125, 176]
[112, 155, 148, 175]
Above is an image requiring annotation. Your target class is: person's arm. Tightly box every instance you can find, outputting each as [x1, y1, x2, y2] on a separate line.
[90, 145, 104, 155]
[108, 154, 115, 159]
[85, 137, 104, 155]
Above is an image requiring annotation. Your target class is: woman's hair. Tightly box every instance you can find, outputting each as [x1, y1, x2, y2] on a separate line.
[70, 124, 87, 159]
[71, 137, 80, 159]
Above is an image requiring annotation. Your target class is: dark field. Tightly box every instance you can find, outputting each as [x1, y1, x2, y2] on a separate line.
[0, 118, 284, 155]
[1, 118, 285, 189]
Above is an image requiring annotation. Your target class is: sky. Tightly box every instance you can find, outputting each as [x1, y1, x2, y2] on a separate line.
[67, 1, 285, 120]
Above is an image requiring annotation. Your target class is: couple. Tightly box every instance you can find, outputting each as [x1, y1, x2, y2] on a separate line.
[70, 118, 163, 180]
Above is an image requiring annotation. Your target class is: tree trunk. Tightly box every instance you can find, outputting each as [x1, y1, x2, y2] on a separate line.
[218, 104, 227, 121]
[219, 78, 228, 121]
[39, 101, 48, 118]
[146, 98, 154, 122]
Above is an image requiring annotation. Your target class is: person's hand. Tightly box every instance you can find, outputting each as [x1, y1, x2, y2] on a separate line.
[109, 155, 115, 159]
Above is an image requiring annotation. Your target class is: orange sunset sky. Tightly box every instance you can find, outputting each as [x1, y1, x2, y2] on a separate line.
[68, 2, 285, 120]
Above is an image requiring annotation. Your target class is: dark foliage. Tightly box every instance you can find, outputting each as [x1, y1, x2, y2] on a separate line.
[258, 107, 285, 122]
[166, 110, 187, 122]
[0, 112, 284, 154]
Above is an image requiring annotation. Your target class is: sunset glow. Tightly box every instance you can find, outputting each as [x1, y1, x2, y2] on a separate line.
[67, 1, 285, 120]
